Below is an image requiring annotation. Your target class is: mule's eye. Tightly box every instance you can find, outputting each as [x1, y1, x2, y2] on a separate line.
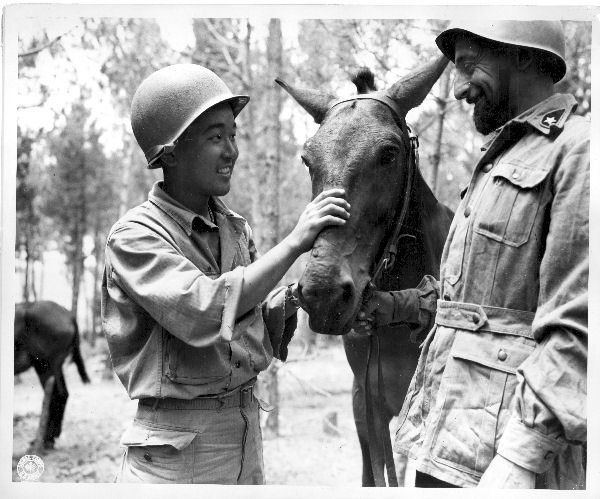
[380, 148, 398, 166]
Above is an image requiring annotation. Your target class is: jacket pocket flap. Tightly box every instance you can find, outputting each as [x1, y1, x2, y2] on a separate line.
[451, 331, 534, 374]
[120, 422, 197, 450]
[492, 162, 550, 189]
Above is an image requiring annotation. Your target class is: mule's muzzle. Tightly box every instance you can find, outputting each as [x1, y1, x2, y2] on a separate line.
[298, 274, 357, 335]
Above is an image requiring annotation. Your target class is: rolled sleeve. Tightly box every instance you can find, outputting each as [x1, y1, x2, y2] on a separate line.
[262, 285, 298, 362]
[498, 133, 589, 468]
[106, 223, 244, 347]
[497, 417, 567, 473]
[390, 275, 439, 342]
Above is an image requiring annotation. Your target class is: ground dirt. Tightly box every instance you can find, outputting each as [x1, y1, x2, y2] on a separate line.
[12, 342, 374, 485]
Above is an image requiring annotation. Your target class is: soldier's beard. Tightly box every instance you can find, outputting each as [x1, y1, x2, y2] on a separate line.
[473, 94, 512, 135]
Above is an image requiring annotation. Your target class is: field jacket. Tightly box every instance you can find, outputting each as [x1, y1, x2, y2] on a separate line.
[102, 181, 296, 400]
[393, 94, 588, 488]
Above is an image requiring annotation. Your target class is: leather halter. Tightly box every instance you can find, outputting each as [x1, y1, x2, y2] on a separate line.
[327, 94, 420, 487]
[328, 92, 405, 126]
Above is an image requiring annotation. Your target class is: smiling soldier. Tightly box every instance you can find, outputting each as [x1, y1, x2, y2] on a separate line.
[356, 21, 588, 488]
[102, 64, 349, 484]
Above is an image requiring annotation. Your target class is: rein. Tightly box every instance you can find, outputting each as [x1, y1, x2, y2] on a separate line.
[328, 94, 420, 487]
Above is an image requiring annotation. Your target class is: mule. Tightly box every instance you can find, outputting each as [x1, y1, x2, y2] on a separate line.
[14, 300, 90, 450]
[276, 56, 453, 486]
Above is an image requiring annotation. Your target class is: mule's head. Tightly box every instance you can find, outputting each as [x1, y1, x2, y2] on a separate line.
[277, 56, 448, 335]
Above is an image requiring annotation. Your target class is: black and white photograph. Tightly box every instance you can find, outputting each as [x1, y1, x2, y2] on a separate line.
[1, 2, 597, 497]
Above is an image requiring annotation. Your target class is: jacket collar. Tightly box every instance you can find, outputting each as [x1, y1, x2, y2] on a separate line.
[481, 93, 578, 152]
[148, 181, 243, 236]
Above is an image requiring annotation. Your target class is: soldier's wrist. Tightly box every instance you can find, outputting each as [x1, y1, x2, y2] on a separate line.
[391, 289, 420, 323]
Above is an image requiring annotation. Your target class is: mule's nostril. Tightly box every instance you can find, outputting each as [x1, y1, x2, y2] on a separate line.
[341, 281, 355, 304]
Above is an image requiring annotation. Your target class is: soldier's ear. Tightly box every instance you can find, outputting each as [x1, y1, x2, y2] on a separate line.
[161, 151, 177, 168]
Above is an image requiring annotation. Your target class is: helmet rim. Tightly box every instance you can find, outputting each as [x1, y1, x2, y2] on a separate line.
[436, 21, 567, 83]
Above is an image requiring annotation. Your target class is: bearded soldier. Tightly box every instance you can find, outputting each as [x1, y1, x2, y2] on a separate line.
[357, 21, 588, 489]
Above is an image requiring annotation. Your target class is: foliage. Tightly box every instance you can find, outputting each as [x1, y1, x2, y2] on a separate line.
[557, 21, 592, 116]
[15, 16, 592, 331]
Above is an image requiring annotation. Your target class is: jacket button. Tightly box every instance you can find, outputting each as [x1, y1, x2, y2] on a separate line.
[482, 163, 493, 173]
[545, 451, 554, 461]
[234, 361, 241, 368]
[512, 171, 520, 179]
[443, 293, 451, 301]
[464, 206, 471, 217]
[497, 349, 508, 361]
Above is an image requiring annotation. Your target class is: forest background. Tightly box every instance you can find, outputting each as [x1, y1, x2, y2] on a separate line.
[15, 15, 591, 337]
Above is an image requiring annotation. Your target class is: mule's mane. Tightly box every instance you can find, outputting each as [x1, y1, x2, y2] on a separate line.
[351, 67, 377, 94]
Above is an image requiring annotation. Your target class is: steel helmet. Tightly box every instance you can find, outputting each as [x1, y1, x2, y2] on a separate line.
[131, 64, 249, 168]
[436, 20, 566, 83]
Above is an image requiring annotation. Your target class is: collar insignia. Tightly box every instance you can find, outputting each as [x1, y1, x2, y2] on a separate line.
[539, 109, 565, 130]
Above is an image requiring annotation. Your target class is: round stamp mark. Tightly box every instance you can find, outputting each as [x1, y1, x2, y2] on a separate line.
[17, 454, 45, 481]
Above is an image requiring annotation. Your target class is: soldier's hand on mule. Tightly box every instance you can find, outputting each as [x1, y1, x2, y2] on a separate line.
[477, 455, 536, 488]
[353, 291, 395, 334]
[353, 288, 422, 334]
[288, 189, 350, 254]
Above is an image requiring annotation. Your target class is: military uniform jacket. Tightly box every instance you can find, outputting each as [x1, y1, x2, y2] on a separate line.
[394, 94, 589, 488]
[102, 182, 295, 400]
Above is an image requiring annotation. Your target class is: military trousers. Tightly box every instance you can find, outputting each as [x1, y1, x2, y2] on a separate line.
[116, 386, 264, 484]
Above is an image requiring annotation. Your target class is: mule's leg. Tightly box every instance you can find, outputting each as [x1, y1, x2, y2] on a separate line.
[45, 367, 68, 447]
[352, 377, 375, 487]
[30, 375, 56, 454]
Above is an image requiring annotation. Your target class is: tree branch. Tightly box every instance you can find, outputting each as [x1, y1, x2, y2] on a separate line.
[17, 101, 46, 110]
[19, 33, 65, 58]
[203, 19, 239, 49]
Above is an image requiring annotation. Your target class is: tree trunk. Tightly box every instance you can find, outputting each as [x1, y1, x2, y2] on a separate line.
[23, 238, 30, 302]
[28, 223, 38, 301]
[70, 228, 83, 321]
[260, 18, 284, 438]
[119, 141, 136, 218]
[71, 181, 87, 321]
[430, 68, 451, 195]
[90, 220, 104, 347]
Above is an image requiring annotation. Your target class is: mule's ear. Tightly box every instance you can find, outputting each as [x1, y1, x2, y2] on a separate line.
[386, 55, 449, 113]
[275, 78, 336, 124]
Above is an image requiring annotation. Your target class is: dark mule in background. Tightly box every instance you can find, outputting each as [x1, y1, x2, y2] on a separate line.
[277, 56, 453, 486]
[14, 300, 90, 451]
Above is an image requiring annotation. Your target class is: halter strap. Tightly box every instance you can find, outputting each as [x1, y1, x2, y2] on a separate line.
[370, 128, 419, 286]
[328, 92, 405, 126]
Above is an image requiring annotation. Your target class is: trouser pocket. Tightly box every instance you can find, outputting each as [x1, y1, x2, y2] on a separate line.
[117, 420, 197, 483]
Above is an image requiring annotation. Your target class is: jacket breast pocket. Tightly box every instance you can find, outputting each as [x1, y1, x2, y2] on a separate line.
[473, 162, 550, 247]
[431, 331, 535, 476]
[166, 333, 232, 385]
